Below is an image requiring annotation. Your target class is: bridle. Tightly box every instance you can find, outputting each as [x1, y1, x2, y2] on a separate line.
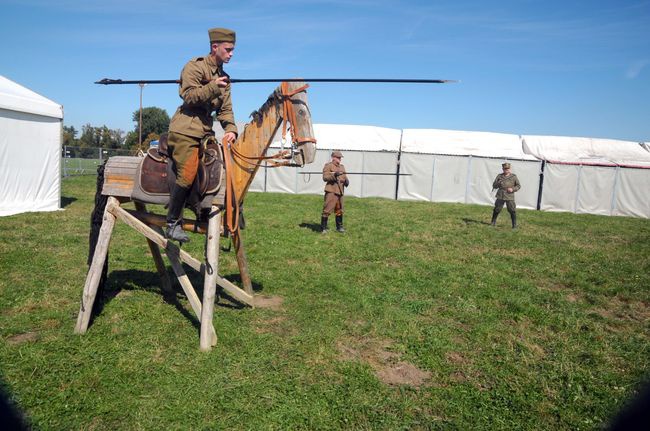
[221, 82, 317, 235]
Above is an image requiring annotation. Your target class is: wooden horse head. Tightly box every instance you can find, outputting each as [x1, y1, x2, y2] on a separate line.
[228, 81, 317, 204]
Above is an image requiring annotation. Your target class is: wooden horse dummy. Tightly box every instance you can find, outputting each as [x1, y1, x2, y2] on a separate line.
[75, 81, 316, 351]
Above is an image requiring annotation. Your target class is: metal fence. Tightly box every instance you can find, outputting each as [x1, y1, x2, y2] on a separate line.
[62, 146, 133, 176]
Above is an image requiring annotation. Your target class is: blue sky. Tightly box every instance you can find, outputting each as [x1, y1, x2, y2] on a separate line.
[1, 0, 649, 142]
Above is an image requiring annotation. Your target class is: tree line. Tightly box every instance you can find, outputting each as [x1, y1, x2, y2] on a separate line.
[63, 107, 170, 156]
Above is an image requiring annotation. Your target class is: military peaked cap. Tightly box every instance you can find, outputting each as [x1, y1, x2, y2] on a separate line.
[502, 162, 511, 169]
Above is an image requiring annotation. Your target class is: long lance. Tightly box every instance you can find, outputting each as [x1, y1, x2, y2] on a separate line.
[299, 172, 412, 176]
[95, 78, 456, 85]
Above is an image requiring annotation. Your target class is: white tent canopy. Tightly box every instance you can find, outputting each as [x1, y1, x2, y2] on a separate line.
[0, 75, 63, 216]
[401, 128, 536, 160]
[522, 135, 650, 167]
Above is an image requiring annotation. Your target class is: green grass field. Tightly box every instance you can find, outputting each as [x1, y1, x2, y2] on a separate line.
[1, 175, 649, 430]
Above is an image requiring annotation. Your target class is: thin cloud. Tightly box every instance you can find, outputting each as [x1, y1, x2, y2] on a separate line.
[625, 60, 649, 79]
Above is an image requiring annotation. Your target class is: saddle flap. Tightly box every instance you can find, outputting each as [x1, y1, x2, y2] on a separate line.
[140, 152, 169, 195]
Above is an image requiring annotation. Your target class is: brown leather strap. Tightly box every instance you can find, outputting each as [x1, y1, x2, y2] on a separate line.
[222, 137, 239, 235]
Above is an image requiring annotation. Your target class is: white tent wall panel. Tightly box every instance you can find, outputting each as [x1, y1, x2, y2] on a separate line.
[576, 166, 617, 216]
[614, 168, 650, 218]
[360, 151, 398, 199]
[540, 164, 579, 213]
[265, 163, 296, 194]
[0, 109, 61, 216]
[248, 167, 265, 192]
[431, 156, 469, 203]
[397, 153, 436, 201]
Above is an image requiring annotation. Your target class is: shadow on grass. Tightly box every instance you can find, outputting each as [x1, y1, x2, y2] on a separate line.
[61, 196, 77, 208]
[299, 222, 322, 232]
[88, 266, 260, 330]
[462, 217, 491, 226]
[0, 378, 30, 431]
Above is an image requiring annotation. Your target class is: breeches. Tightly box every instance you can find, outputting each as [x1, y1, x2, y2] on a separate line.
[322, 192, 344, 216]
[167, 131, 200, 188]
[494, 199, 516, 214]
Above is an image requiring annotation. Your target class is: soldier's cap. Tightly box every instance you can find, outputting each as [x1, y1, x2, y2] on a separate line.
[331, 150, 343, 158]
[209, 28, 236, 44]
[502, 162, 511, 169]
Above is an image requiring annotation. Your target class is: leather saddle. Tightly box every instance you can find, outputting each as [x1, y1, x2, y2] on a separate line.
[131, 133, 224, 214]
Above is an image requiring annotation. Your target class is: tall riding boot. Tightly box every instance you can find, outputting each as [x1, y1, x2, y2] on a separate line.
[490, 209, 499, 226]
[320, 216, 329, 234]
[510, 212, 517, 229]
[166, 184, 190, 243]
[336, 215, 345, 233]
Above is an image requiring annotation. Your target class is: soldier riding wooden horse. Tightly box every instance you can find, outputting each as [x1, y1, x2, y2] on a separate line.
[76, 28, 317, 351]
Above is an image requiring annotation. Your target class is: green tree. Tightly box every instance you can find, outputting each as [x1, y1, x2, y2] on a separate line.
[62, 125, 78, 146]
[126, 106, 170, 148]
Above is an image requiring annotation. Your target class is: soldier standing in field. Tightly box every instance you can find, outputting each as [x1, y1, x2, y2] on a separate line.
[165, 27, 238, 243]
[321, 151, 349, 233]
[491, 162, 521, 229]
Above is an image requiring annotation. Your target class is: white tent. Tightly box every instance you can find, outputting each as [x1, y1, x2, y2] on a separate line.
[399, 129, 541, 209]
[0, 75, 63, 216]
[522, 135, 650, 217]
[253, 123, 403, 199]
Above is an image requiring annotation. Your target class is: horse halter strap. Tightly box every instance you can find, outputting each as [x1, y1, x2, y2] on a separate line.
[280, 82, 317, 148]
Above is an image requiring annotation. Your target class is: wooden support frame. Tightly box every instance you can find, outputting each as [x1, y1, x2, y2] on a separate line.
[75, 198, 254, 351]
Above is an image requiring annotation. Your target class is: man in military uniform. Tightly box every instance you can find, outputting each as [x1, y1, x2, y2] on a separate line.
[321, 151, 349, 233]
[491, 162, 521, 228]
[165, 27, 238, 242]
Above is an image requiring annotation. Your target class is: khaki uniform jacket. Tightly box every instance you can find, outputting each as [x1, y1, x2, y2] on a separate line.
[493, 173, 521, 201]
[169, 54, 237, 139]
[322, 162, 348, 196]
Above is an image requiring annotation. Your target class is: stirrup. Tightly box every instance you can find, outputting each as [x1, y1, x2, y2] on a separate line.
[165, 221, 190, 243]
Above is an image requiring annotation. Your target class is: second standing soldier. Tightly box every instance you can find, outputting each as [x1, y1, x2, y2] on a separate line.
[491, 162, 521, 228]
[321, 151, 349, 233]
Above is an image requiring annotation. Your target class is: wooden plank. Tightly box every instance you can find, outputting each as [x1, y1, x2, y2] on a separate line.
[109, 201, 254, 307]
[103, 156, 140, 196]
[200, 208, 221, 351]
[75, 197, 118, 334]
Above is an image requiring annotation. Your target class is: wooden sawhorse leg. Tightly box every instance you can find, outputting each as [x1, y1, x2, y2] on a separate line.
[200, 207, 221, 351]
[75, 197, 119, 334]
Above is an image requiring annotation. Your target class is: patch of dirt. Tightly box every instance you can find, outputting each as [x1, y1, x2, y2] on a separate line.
[337, 338, 431, 388]
[376, 361, 432, 387]
[253, 295, 284, 311]
[253, 315, 294, 336]
[252, 295, 293, 335]
[6, 331, 39, 345]
[566, 294, 579, 303]
[445, 351, 468, 364]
